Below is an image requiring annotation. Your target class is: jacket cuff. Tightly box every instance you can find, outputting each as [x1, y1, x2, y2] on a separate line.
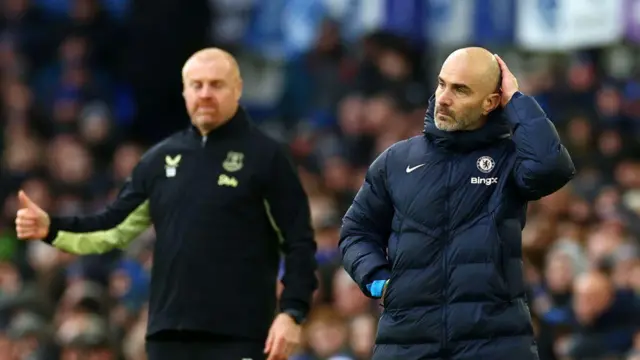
[281, 308, 306, 325]
[367, 268, 391, 283]
[42, 217, 59, 245]
[279, 299, 309, 320]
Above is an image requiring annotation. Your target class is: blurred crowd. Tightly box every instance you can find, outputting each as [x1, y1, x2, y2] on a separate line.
[0, 0, 639, 360]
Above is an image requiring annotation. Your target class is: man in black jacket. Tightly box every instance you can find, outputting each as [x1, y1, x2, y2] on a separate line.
[15, 48, 318, 360]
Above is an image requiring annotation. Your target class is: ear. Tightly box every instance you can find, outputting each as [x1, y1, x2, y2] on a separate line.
[235, 79, 243, 101]
[482, 93, 501, 115]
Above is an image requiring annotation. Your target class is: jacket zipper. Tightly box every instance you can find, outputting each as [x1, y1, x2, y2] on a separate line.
[441, 159, 453, 353]
[177, 133, 207, 330]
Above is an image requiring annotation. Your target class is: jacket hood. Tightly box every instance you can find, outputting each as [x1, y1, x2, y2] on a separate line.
[423, 95, 512, 152]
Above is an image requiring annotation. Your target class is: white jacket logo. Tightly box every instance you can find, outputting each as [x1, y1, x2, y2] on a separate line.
[476, 156, 495, 173]
[471, 177, 498, 185]
[472, 156, 498, 185]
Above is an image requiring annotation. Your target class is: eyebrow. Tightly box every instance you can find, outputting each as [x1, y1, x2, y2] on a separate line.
[438, 77, 472, 92]
[188, 78, 226, 84]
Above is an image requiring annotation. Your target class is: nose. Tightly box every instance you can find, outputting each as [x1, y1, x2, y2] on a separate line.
[437, 91, 453, 108]
[197, 85, 215, 99]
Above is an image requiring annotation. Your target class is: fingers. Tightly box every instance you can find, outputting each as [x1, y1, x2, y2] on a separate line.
[265, 344, 278, 360]
[268, 337, 283, 360]
[16, 219, 38, 239]
[266, 335, 297, 360]
[494, 54, 513, 76]
[15, 217, 36, 227]
[16, 229, 38, 239]
[15, 209, 39, 240]
[16, 221, 37, 240]
[266, 337, 288, 360]
[264, 328, 274, 354]
[16, 208, 38, 221]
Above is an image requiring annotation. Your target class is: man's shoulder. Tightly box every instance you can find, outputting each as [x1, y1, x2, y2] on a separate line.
[364, 136, 425, 180]
[244, 124, 291, 158]
[248, 124, 282, 144]
[382, 136, 427, 166]
[139, 131, 189, 163]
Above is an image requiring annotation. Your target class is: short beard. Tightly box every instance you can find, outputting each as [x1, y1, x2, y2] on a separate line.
[435, 115, 475, 132]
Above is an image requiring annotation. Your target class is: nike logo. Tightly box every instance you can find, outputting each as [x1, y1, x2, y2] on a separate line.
[406, 164, 425, 173]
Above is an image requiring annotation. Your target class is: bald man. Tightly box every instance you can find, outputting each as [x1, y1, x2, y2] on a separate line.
[15, 48, 317, 360]
[340, 47, 575, 359]
[566, 272, 640, 359]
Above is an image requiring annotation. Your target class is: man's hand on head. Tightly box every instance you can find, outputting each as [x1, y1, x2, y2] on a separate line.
[494, 54, 519, 107]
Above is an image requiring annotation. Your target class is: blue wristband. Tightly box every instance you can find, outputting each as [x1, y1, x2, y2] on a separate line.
[367, 279, 388, 298]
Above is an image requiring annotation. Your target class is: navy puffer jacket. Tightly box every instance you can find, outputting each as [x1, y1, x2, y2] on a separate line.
[340, 94, 575, 360]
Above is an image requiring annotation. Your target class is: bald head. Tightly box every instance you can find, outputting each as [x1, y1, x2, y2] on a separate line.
[181, 48, 243, 135]
[182, 48, 241, 84]
[444, 47, 501, 94]
[574, 271, 612, 295]
[433, 47, 502, 132]
[573, 271, 614, 324]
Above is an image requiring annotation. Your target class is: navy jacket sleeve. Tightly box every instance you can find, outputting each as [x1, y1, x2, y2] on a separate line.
[504, 93, 576, 200]
[339, 148, 394, 298]
[264, 145, 317, 318]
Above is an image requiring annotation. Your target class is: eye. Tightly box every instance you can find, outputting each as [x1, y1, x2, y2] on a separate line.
[455, 87, 469, 96]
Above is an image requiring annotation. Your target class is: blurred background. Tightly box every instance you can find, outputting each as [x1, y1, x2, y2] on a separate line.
[0, 0, 640, 359]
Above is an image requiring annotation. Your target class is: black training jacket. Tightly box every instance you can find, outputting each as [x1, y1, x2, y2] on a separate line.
[43, 107, 318, 340]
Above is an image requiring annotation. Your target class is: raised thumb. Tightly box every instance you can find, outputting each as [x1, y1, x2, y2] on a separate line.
[18, 190, 37, 210]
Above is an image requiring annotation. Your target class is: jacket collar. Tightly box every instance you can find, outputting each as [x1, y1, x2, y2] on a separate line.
[189, 106, 251, 140]
[423, 95, 512, 153]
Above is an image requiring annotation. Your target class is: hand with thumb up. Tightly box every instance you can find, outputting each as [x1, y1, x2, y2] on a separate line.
[15, 190, 51, 240]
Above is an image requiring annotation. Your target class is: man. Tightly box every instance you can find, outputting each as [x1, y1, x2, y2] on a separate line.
[564, 271, 640, 358]
[15, 48, 317, 360]
[339, 47, 575, 360]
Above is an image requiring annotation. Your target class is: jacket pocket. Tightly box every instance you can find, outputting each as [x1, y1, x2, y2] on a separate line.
[491, 213, 511, 301]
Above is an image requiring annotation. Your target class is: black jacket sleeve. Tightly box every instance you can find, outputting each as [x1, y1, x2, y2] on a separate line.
[42, 153, 152, 254]
[264, 145, 317, 319]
